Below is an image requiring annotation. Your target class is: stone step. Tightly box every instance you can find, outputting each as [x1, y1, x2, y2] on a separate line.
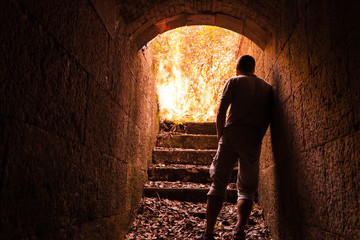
[144, 181, 237, 203]
[152, 148, 216, 165]
[184, 122, 216, 135]
[160, 121, 216, 135]
[148, 164, 237, 183]
[144, 188, 237, 203]
[156, 133, 217, 149]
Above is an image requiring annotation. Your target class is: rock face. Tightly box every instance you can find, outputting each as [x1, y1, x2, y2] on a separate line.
[0, 0, 359, 239]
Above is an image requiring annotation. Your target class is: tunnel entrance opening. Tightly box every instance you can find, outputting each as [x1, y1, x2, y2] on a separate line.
[150, 25, 263, 123]
[151, 25, 239, 123]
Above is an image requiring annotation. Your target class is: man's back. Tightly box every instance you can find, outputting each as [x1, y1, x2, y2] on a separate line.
[221, 73, 272, 145]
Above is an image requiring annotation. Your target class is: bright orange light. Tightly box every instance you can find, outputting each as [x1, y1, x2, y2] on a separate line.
[152, 26, 241, 122]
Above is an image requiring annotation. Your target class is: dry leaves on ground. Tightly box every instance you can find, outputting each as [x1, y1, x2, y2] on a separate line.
[124, 197, 272, 240]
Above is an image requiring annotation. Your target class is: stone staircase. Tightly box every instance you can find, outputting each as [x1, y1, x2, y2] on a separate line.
[144, 122, 237, 203]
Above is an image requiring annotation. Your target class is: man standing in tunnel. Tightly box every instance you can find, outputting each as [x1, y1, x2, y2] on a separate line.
[203, 55, 272, 240]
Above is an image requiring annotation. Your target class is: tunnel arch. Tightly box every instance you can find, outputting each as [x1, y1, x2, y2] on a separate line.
[115, 0, 281, 51]
[130, 14, 271, 51]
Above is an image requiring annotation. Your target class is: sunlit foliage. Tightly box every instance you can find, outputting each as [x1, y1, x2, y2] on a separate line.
[152, 26, 240, 122]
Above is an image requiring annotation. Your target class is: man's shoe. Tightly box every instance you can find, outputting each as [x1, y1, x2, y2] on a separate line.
[232, 229, 245, 240]
[201, 233, 215, 240]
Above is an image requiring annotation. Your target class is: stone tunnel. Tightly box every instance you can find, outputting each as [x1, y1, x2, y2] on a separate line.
[0, 0, 359, 239]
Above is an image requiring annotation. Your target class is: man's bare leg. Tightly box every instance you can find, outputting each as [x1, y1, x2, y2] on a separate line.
[234, 199, 253, 234]
[205, 195, 224, 235]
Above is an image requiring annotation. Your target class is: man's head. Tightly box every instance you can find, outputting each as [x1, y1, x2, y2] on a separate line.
[236, 55, 255, 74]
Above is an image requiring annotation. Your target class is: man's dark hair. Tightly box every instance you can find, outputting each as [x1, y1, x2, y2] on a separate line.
[236, 55, 255, 73]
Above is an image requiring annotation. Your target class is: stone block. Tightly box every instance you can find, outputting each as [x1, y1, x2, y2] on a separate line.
[72, 215, 123, 240]
[133, 50, 153, 96]
[289, 17, 308, 91]
[0, 1, 46, 123]
[148, 165, 237, 183]
[255, 54, 266, 79]
[259, 129, 273, 170]
[107, 40, 123, 101]
[186, 13, 215, 26]
[271, 42, 291, 103]
[258, 164, 280, 240]
[85, 79, 129, 159]
[153, 148, 216, 165]
[128, 84, 145, 126]
[90, 0, 119, 38]
[127, 162, 147, 211]
[355, 131, 360, 226]
[292, 147, 328, 230]
[156, 134, 217, 149]
[0, 1, 88, 144]
[347, 31, 360, 130]
[0, 121, 85, 238]
[263, 35, 276, 80]
[74, 0, 109, 84]
[155, 14, 186, 34]
[322, 135, 359, 236]
[113, 17, 129, 48]
[251, 44, 264, 65]
[132, 124, 148, 167]
[301, 49, 354, 149]
[215, 14, 244, 35]
[131, 18, 159, 52]
[144, 187, 237, 203]
[0, 116, 10, 178]
[127, 122, 144, 166]
[33, 58, 88, 143]
[119, 61, 135, 115]
[243, 17, 271, 50]
[81, 150, 129, 219]
[277, 0, 298, 53]
[125, 120, 135, 159]
[16, 0, 78, 52]
[279, 88, 304, 154]
[269, 94, 293, 161]
[0, 122, 131, 238]
[184, 122, 217, 135]
[306, 0, 333, 70]
[184, 1, 195, 13]
[306, 225, 346, 240]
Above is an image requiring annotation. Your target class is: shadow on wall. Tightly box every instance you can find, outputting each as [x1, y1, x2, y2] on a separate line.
[270, 80, 304, 239]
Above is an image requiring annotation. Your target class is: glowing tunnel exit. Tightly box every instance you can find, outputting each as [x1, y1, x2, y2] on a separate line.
[151, 25, 250, 122]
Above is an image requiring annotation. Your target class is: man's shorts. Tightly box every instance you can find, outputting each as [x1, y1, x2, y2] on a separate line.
[207, 127, 262, 201]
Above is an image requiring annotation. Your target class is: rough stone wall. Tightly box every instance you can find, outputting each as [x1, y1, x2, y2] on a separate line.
[200, 1, 360, 238]
[0, 0, 157, 239]
[256, 1, 360, 239]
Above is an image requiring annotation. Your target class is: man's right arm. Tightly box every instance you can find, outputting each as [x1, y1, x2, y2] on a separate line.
[216, 97, 230, 143]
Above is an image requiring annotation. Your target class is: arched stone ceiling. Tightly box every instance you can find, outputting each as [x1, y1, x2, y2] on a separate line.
[115, 0, 281, 51]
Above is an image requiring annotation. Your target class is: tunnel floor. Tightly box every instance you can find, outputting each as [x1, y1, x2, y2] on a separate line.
[124, 197, 272, 239]
[124, 122, 272, 239]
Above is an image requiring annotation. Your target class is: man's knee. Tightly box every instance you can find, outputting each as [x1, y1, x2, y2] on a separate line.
[237, 190, 256, 202]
